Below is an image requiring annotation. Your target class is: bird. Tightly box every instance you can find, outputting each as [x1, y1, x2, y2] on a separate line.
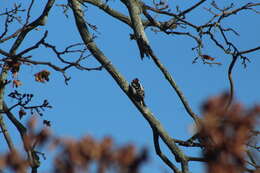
[129, 78, 146, 106]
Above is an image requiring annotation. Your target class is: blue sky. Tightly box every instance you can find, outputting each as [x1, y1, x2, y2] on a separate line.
[0, 0, 260, 172]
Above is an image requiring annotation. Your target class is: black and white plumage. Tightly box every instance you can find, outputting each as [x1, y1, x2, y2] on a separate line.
[129, 78, 146, 106]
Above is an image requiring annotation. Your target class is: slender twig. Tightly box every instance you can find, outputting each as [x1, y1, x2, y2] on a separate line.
[148, 46, 200, 125]
[246, 150, 257, 167]
[9, 0, 55, 55]
[25, 0, 35, 25]
[188, 157, 207, 162]
[144, 4, 199, 29]
[153, 129, 181, 173]
[81, 0, 136, 27]
[16, 31, 48, 56]
[225, 54, 238, 110]
[0, 28, 24, 43]
[221, 3, 260, 18]
[0, 4, 25, 41]
[173, 138, 203, 147]
[178, 0, 207, 16]
[3, 102, 27, 137]
[0, 49, 10, 57]
[142, 9, 201, 124]
[239, 46, 260, 55]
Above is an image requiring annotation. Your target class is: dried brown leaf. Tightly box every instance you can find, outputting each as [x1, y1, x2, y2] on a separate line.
[34, 70, 51, 83]
[202, 54, 216, 61]
[13, 79, 22, 88]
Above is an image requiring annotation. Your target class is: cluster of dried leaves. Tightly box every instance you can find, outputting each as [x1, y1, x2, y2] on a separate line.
[1, 94, 259, 173]
[34, 70, 51, 83]
[0, 150, 29, 173]
[6, 60, 51, 89]
[199, 93, 260, 173]
[0, 117, 148, 173]
[0, 117, 51, 173]
[53, 136, 148, 173]
[4, 59, 51, 85]
[5, 58, 51, 88]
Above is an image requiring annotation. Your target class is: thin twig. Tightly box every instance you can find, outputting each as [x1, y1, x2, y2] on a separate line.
[188, 156, 207, 162]
[178, 0, 207, 16]
[147, 46, 200, 125]
[225, 54, 238, 110]
[153, 129, 181, 173]
[3, 102, 27, 136]
[239, 46, 260, 55]
[173, 138, 203, 147]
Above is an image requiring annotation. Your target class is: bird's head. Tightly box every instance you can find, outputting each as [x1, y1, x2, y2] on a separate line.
[132, 78, 139, 83]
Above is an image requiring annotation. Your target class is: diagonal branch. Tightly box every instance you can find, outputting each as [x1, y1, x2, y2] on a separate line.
[81, 0, 133, 27]
[0, 66, 15, 151]
[120, 0, 200, 125]
[225, 54, 238, 110]
[3, 102, 40, 172]
[173, 138, 203, 147]
[16, 31, 48, 56]
[239, 46, 260, 55]
[3, 102, 27, 135]
[178, 0, 207, 17]
[0, 114, 15, 151]
[153, 129, 181, 173]
[121, 0, 150, 59]
[147, 46, 200, 125]
[69, 1, 189, 172]
[9, 0, 55, 55]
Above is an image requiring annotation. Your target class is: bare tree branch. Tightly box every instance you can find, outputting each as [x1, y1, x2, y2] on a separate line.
[225, 54, 238, 110]
[0, 114, 15, 151]
[3, 102, 27, 137]
[173, 138, 203, 148]
[0, 1, 56, 172]
[69, 1, 190, 172]
[121, 0, 150, 59]
[81, 0, 134, 27]
[147, 47, 200, 125]
[188, 157, 207, 162]
[1, 0, 259, 172]
[0, 63, 15, 151]
[153, 129, 181, 173]
[178, 0, 207, 17]
[239, 46, 260, 55]
[9, 0, 55, 55]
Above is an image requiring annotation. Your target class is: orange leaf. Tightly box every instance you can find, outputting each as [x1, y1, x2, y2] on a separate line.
[12, 80, 22, 88]
[19, 109, 26, 119]
[34, 70, 51, 83]
[202, 55, 215, 61]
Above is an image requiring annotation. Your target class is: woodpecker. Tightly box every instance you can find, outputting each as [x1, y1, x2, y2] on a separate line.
[129, 78, 146, 106]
